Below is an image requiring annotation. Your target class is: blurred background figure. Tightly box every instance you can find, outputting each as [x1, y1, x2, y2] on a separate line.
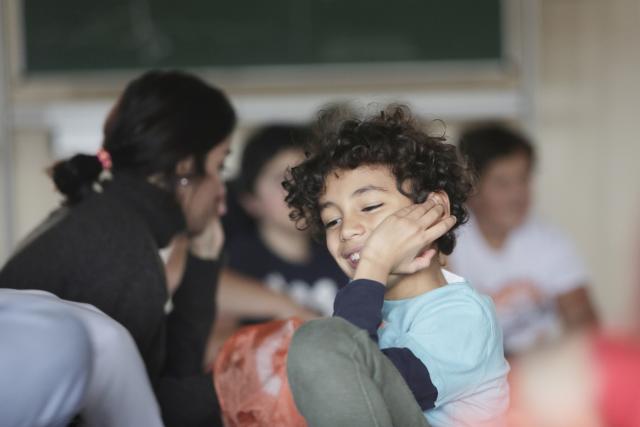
[0, 289, 163, 427]
[507, 217, 640, 427]
[451, 123, 598, 356]
[0, 290, 92, 427]
[507, 331, 640, 427]
[226, 124, 345, 316]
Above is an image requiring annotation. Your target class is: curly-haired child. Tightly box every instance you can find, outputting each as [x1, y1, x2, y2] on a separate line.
[283, 105, 510, 427]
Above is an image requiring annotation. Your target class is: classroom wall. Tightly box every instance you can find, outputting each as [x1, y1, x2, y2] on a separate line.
[534, 0, 640, 326]
[2, 0, 639, 326]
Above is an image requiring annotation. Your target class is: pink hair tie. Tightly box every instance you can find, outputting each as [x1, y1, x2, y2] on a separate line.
[97, 149, 113, 171]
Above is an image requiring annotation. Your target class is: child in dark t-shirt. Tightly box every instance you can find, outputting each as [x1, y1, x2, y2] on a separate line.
[225, 124, 347, 317]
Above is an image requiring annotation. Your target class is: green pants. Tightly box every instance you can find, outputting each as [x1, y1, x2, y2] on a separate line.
[287, 317, 431, 427]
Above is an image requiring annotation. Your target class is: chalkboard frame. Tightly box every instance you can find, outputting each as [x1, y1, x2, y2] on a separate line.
[6, 0, 525, 99]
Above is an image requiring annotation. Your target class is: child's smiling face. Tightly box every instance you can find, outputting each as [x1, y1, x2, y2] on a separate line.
[319, 165, 414, 278]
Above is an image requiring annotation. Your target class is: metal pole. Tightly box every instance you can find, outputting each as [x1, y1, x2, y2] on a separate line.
[0, 0, 16, 261]
[520, 0, 540, 136]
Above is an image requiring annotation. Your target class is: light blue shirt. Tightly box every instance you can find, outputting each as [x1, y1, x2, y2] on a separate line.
[378, 271, 510, 427]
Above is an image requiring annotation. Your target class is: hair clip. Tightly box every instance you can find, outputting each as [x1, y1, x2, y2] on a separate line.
[97, 149, 113, 171]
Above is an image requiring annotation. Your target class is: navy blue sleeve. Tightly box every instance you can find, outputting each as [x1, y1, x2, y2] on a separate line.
[333, 279, 438, 410]
[165, 253, 219, 376]
[333, 279, 385, 341]
[382, 347, 438, 410]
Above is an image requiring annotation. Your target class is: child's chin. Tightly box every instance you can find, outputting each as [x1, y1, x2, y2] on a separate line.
[341, 267, 355, 279]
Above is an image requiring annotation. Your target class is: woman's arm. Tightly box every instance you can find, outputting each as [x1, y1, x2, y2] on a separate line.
[217, 269, 317, 319]
[165, 232, 316, 321]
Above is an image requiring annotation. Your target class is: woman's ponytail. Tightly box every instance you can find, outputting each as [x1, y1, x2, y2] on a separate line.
[51, 154, 103, 204]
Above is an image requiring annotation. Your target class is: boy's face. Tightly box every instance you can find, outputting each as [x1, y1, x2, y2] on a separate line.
[319, 165, 413, 278]
[470, 152, 532, 233]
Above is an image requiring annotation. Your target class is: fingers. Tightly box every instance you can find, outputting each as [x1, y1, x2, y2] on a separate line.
[418, 205, 446, 229]
[397, 248, 437, 275]
[401, 199, 448, 227]
[189, 217, 225, 260]
[422, 215, 457, 242]
[412, 248, 437, 271]
[404, 199, 437, 220]
[393, 204, 420, 218]
[393, 199, 435, 218]
[393, 200, 452, 242]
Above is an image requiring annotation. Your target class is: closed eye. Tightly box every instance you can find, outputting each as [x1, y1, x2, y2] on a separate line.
[362, 203, 383, 212]
[324, 218, 341, 229]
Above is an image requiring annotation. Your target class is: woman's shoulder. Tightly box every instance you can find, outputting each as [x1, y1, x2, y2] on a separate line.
[10, 194, 155, 272]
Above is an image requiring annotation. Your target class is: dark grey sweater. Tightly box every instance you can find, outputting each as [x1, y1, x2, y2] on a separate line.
[0, 173, 222, 427]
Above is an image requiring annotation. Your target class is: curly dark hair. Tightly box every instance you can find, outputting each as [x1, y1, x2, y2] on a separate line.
[282, 104, 473, 255]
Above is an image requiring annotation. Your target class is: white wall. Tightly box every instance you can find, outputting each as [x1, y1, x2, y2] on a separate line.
[534, 0, 640, 326]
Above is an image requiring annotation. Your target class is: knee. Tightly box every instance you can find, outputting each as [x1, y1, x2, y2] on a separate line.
[290, 318, 346, 353]
[288, 317, 355, 373]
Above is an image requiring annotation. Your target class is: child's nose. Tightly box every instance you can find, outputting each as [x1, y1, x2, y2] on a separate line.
[339, 217, 365, 241]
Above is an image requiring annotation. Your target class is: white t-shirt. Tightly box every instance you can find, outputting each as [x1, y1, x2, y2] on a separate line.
[449, 215, 589, 354]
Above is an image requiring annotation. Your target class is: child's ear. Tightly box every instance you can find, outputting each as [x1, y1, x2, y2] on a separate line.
[428, 191, 451, 216]
[239, 193, 262, 219]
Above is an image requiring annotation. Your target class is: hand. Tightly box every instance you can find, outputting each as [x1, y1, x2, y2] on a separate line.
[354, 200, 457, 283]
[279, 305, 320, 322]
[492, 279, 544, 309]
[189, 216, 225, 260]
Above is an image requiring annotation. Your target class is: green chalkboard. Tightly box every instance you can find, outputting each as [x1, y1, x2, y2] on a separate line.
[23, 0, 502, 73]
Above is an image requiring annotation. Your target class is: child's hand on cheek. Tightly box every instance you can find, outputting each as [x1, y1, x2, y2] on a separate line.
[353, 200, 457, 284]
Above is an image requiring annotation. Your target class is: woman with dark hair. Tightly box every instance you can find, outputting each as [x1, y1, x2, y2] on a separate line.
[0, 70, 236, 426]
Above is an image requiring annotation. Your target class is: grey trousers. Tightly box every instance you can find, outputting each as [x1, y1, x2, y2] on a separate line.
[287, 317, 431, 427]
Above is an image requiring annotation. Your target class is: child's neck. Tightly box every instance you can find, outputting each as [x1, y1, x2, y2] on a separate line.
[258, 222, 311, 264]
[384, 260, 447, 300]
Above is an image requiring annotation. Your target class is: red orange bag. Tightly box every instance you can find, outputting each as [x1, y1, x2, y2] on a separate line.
[213, 318, 308, 427]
